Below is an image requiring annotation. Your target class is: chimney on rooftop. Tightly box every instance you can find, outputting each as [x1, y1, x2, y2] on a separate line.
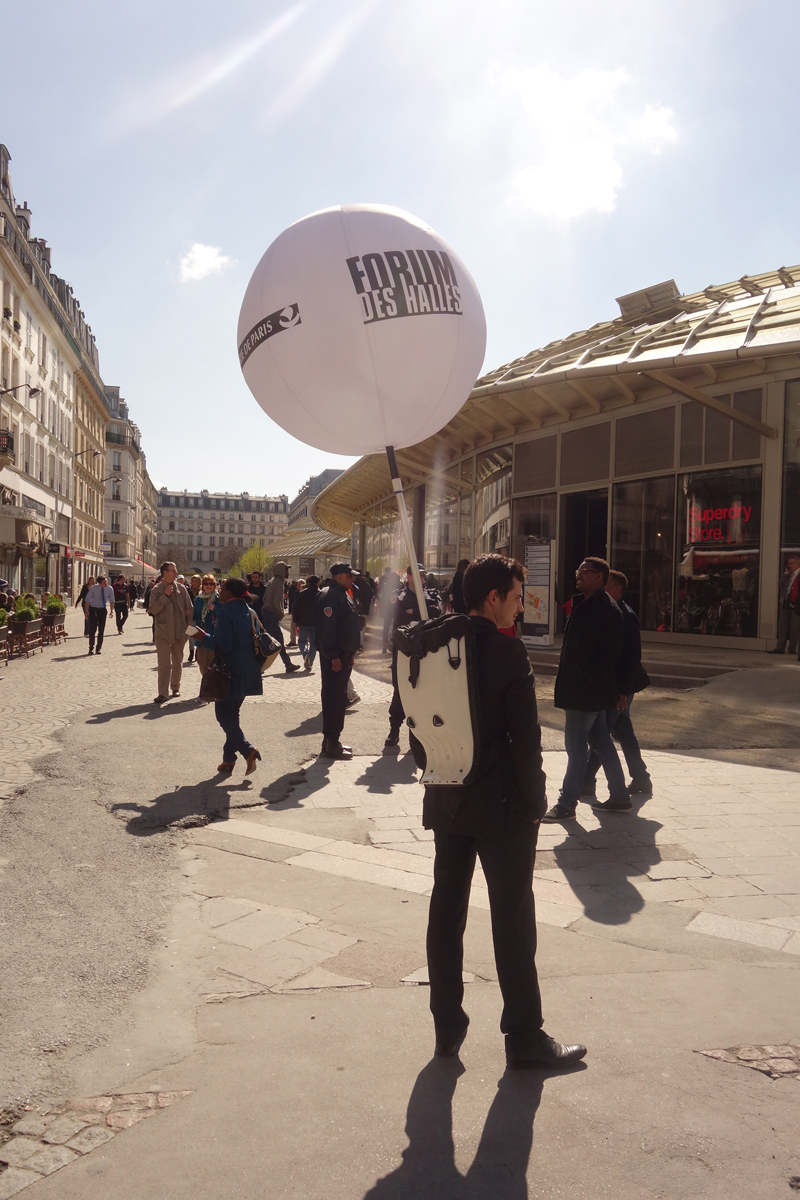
[14, 201, 31, 237]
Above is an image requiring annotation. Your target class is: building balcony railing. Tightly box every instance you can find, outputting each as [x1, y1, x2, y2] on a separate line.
[106, 430, 140, 452]
[0, 429, 15, 468]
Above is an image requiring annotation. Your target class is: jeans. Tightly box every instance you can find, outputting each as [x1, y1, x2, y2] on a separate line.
[586, 697, 650, 787]
[586, 709, 629, 803]
[558, 709, 600, 811]
[261, 610, 292, 668]
[88, 607, 107, 651]
[214, 698, 254, 763]
[320, 652, 353, 740]
[427, 816, 542, 1049]
[298, 625, 316, 667]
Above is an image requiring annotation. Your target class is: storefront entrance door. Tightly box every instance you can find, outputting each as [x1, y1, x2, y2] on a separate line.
[557, 489, 608, 630]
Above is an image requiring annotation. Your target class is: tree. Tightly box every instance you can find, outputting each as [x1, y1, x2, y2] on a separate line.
[159, 544, 188, 575]
[216, 543, 241, 575]
[238, 542, 274, 578]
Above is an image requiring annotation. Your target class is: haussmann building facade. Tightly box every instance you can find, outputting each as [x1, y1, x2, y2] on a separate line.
[311, 267, 800, 652]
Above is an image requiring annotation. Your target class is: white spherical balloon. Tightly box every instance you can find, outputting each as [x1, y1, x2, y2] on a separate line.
[237, 204, 486, 455]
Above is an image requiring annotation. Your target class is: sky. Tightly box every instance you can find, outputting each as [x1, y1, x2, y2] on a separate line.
[2, 0, 800, 498]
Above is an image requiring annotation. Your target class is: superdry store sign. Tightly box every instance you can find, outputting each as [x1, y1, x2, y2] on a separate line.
[346, 250, 463, 324]
[688, 502, 753, 543]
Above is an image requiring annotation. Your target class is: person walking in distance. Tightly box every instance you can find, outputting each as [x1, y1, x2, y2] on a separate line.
[259, 562, 300, 673]
[84, 575, 114, 655]
[127, 577, 138, 611]
[292, 575, 320, 671]
[314, 563, 361, 759]
[112, 574, 130, 634]
[543, 557, 624, 823]
[287, 574, 300, 646]
[423, 554, 586, 1068]
[770, 555, 800, 654]
[581, 570, 651, 810]
[385, 565, 442, 748]
[193, 577, 262, 775]
[448, 559, 470, 614]
[148, 562, 192, 703]
[186, 575, 202, 664]
[76, 576, 94, 638]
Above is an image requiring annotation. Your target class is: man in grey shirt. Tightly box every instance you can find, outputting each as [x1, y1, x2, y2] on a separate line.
[259, 562, 299, 673]
[84, 575, 114, 656]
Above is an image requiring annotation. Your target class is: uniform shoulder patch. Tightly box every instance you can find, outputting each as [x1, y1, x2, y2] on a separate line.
[324, 606, 333, 616]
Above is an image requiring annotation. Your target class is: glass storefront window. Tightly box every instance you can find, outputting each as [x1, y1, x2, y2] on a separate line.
[781, 380, 800, 561]
[512, 494, 556, 565]
[424, 468, 460, 582]
[474, 445, 512, 558]
[676, 466, 762, 637]
[611, 476, 675, 631]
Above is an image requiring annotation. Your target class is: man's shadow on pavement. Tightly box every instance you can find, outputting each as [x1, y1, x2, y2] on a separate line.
[86, 699, 203, 723]
[355, 752, 419, 794]
[284, 714, 324, 738]
[551, 806, 664, 926]
[364, 1057, 585, 1199]
[111, 776, 251, 835]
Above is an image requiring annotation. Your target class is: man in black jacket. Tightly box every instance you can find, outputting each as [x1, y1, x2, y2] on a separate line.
[544, 557, 624, 822]
[385, 565, 442, 747]
[314, 563, 361, 760]
[424, 554, 586, 1070]
[582, 570, 651, 805]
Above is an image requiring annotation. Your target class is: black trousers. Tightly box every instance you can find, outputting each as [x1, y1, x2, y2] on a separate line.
[427, 817, 543, 1051]
[388, 649, 404, 729]
[114, 601, 128, 632]
[88, 607, 107, 651]
[319, 652, 353, 740]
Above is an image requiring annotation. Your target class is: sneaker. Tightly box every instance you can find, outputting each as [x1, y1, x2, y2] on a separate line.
[542, 804, 576, 823]
[346, 693, 361, 706]
[627, 778, 652, 796]
[591, 797, 632, 813]
[302, 654, 310, 670]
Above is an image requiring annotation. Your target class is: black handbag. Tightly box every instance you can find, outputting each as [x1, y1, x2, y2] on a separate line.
[199, 652, 232, 701]
[249, 610, 281, 673]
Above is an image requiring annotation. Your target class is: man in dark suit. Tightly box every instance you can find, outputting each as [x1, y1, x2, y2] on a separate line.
[423, 553, 586, 1070]
[544, 557, 624, 823]
[582, 569, 651, 809]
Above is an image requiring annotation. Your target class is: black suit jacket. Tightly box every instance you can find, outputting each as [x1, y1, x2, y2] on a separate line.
[616, 599, 650, 696]
[422, 618, 547, 838]
[554, 589, 624, 712]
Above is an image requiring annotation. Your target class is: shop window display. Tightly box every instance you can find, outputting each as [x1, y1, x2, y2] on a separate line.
[676, 466, 762, 637]
[611, 476, 675, 631]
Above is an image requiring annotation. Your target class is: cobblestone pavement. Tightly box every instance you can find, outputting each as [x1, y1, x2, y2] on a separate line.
[0, 608, 390, 804]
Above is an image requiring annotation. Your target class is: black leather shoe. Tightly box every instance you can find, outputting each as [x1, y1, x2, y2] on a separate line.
[435, 1028, 467, 1058]
[321, 739, 352, 760]
[285, 662, 300, 673]
[384, 729, 400, 747]
[506, 1034, 587, 1069]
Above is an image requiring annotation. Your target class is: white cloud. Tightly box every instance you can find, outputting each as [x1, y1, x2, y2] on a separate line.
[451, 64, 678, 222]
[179, 244, 234, 282]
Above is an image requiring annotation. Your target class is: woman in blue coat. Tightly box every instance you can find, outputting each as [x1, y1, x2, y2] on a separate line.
[194, 576, 263, 775]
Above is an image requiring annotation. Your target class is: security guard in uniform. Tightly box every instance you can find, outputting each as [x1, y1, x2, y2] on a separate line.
[385, 563, 443, 747]
[314, 563, 361, 760]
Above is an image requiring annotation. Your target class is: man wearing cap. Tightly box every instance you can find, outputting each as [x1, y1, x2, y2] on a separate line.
[385, 564, 443, 748]
[314, 563, 361, 759]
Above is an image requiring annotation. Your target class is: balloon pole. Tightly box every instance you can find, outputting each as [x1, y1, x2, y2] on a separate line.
[385, 446, 429, 621]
